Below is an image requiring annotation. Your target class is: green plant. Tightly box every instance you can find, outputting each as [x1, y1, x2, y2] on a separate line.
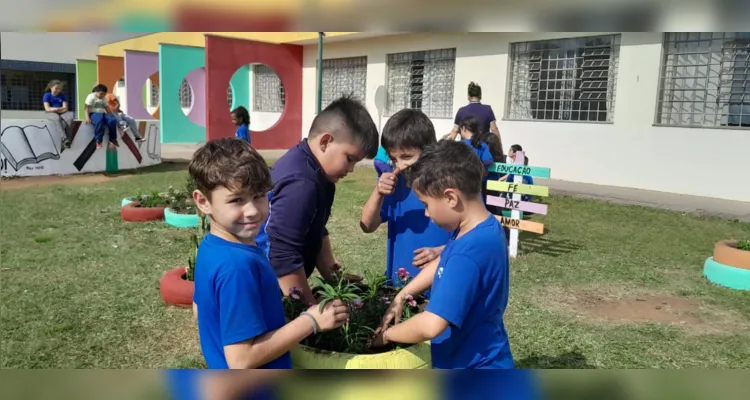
[137, 190, 172, 208]
[185, 173, 197, 195]
[736, 239, 750, 251]
[167, 186, 196, 215]
[184, 214, 210, 282]
[282, 269, 424, 355]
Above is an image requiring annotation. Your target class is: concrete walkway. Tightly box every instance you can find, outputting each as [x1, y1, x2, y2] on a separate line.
[162, 144, 750, 222]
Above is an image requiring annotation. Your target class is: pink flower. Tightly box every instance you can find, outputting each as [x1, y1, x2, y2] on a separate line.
[381, 296, 391, 305]
[288, 287, 302, 300]
[405, 294, 417, 308]
[397, 268, 410, 282]
[352, 298, 364, 310]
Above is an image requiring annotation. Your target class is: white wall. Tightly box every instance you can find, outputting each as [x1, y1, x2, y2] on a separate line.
[301, 32, 750, 202]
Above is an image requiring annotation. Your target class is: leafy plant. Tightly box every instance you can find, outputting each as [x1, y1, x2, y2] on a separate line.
[185, 213, 210, 282]
[736, 239, 750, 251]
[282, 269, 424, 355]
[167, 186, 196, 215]
[136, 190, 172, 208]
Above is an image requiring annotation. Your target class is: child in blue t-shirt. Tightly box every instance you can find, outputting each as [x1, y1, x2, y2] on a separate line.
[500, 144, 534, 203]
[42, 80, 74, 149]
[231, 106, 251, 145]
[189, 138, 349, 370]
[373, 145, 393, 175]
[372, 140, 514, 369]
[360, 109, 452, 296]
[458, 115, 494, 172]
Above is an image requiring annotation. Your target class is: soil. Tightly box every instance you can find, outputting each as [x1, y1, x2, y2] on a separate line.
[538, 286, 749, 335]
[1, 174, 123, 190]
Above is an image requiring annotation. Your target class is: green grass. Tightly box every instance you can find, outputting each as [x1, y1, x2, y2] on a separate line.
[1, 162, 749, 369]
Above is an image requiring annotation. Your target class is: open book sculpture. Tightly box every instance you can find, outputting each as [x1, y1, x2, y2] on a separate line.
[0, 124, 61, 171]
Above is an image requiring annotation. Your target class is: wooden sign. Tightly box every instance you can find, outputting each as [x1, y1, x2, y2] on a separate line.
[485, 151, 551, 258]
[494, 214, 545, 234]
[488, 163, 551, 179]
[486, 181, 550, 197]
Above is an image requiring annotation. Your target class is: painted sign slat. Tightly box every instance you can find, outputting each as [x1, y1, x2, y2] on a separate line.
[487, 181, 550, 197]
[488, 162, 551, 179]
[486, 195, 548, 215]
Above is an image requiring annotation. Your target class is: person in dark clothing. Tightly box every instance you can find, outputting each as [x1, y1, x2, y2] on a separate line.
[255, 94, 379, 304]
[446, 82, 504, 154]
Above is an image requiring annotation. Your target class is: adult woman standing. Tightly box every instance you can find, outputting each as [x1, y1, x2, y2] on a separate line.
[445, 82, 503, 153]
[42, 80, 75, 149]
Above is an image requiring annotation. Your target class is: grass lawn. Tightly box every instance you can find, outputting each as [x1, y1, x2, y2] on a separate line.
[1, 162, 749, 369]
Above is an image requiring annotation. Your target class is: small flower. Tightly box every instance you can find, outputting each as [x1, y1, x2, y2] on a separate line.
[405, 294, 417, 308]
[397, 268, 410, 282]
[288, 287, 302, 300]
[381, 296, 391, 305]
[352, 298, 364, 310]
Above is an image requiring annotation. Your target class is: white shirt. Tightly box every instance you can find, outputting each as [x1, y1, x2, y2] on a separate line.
[85, 93, 108, 114]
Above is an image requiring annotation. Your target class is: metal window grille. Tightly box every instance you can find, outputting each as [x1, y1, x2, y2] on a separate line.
[253, 65, 285, 112]
[1, 70, 76, 111]
[656, 32, 750, 127]
[150, 82, 159, 107]
[227, 86, 233, 108]
[506, 34, 621, 122]
[179, 79, 193, 109]
[386, 48, 456, 118]
[320, 56, 367, 109]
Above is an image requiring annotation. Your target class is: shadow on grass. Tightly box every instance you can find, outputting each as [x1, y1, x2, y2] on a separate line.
[518, 232, 584, 257]
[103, 161, 188, 177]
[516, 350, 597, 369]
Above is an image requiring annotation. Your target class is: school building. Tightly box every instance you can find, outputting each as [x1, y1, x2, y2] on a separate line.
[2, 32, 749, 202]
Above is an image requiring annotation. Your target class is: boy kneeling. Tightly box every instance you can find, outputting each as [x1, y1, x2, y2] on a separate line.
[372, 140, 513, 369]
[190, 138, 349, 369]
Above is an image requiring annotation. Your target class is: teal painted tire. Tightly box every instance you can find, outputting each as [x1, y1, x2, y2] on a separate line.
[122, 197, 134, 207]
[703, 257, 750, 291]
[164, 208, 199, 228]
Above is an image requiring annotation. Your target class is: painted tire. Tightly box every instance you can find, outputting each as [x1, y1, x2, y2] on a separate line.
[713, 240, 750, 270]
[290, 342, 431, 369]
[164, 208, 199, 228]
[160, 267, 194, 307]
[121, 201, 166, 222]
[122, 197, 134, 207]
[703, 257, 750, 291]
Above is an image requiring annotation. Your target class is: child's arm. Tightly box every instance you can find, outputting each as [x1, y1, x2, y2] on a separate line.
[379, 257, 440, 329]
[360, 168, 399, 233]
[378, 255, 481, 346]
[218, 261, 348, 368]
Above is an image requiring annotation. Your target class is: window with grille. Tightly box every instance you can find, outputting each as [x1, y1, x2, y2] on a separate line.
[506, 35, 621, 122]
[386, 48, 456, 118]
[1, 70, 76, 111]
[179, 79, 193, 109]
[320, 56, 367, 109]
[253, 65, 285, 112]
[227, 86, 233, 108]
[149, 82, 159, 107]
[656, 32, 750, 127]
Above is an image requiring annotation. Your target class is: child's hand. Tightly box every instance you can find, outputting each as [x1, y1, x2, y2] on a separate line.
[412, 247, 441, 267]
[380, 293, 405, 330]
[376, 167, 401, 196]
[84, 117, 91, 124]
[369, 327, 390, 348]
[306, 299, 349, 332]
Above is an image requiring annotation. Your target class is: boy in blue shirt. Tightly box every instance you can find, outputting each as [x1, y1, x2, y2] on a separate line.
[372, 139, 513, 369]
[190, 138, 349, 369]
[256, 95, 379, 304]
[360, 109, 452, 293]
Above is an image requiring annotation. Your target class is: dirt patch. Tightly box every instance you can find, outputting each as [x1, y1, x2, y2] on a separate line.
[538, 286, 749, 335]
[1, 174, 125, 190]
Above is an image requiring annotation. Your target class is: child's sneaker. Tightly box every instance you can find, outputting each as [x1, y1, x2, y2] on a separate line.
[111, 140, 120, 148]
[96, 142, 103, 149]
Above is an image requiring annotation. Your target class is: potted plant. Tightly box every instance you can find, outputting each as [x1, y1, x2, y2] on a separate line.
[121, 190, 170, 208]
[164, 179, 200, 228]
[704, 238, 750, 291]
[160, 213, 210, 307]
[283, 269, 431, 369]
[121, 190, 173, 222]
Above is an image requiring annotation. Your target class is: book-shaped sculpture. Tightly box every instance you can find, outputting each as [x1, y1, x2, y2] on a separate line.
[146, 123, 159, 161]
[0, 124, 61, 171]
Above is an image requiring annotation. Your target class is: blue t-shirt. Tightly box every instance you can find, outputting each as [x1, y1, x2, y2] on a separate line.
[461, 139, 494, 168]
[503, 175, 534, 202]
[379, 173, 452, 295]
[426, 215, 513, 369]
[193, 233, 291, 370]
[165, 370, 277, 400]
[235, 124, 250, 144]
[42, 92, 67, 108]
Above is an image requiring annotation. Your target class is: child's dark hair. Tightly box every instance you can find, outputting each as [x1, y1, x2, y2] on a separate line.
[46, 80, 63, 92]
[407, 140, 484, 199]
[468, 82, 482, 99]
[231, 106, 250, 126]
[478, 131, 504, 162]
[510, 144, 529, 165]
[189, 138, 272, 199]
[308, 93, 379, 159]
[381, 108, 436, 153]
[459, 115, 485, 150]
[92, 84, 108, 93]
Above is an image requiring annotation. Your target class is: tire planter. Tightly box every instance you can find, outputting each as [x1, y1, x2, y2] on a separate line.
[122, 197, 135, 207]
[713, 240, 750, 270]
[703, 257, 750, 291]
[164, 208, 199, 228]
[291, 342, 431, 369]
[160, 266, 194, 307]
[121, 201, 166, 222]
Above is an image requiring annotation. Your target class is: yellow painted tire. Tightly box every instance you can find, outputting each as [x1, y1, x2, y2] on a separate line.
[291, 342, 431, 369]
